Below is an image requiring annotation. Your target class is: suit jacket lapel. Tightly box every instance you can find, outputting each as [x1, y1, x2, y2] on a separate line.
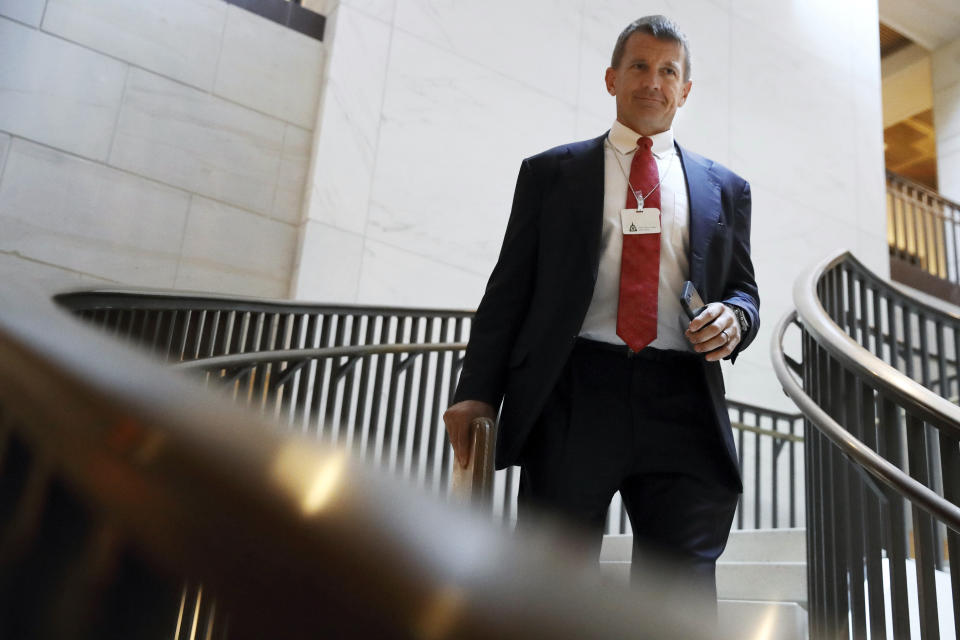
[559, 134, 606, 285]
[677, 143, 720, 292]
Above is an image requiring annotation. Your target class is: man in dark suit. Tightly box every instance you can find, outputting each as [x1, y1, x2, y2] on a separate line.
[443, 15, 759, 600]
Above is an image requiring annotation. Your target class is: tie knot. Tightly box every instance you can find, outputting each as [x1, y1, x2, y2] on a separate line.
[637, 137, 653, 151]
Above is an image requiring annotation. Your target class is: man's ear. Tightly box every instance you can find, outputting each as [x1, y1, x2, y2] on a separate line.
[678, 80, 692, 106]
[604, 67, 617, 96]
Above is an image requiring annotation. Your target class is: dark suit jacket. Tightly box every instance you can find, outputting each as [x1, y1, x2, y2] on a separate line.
[453, 132, 759, 489]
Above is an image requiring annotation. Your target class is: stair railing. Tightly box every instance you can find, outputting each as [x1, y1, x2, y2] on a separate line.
[887, 170, 960, 303]
[0, 280, 738, 640]
[772, 249, 960, 639]
[61, 289, 805, 533]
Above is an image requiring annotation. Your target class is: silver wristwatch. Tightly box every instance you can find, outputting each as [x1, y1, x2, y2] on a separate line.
[728, 304, 749, 335]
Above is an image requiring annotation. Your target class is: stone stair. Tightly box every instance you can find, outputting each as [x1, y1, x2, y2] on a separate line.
[600, 528, 808, 640]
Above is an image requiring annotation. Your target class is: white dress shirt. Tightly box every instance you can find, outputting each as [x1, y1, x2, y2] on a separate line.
[578, 120, 692, 351]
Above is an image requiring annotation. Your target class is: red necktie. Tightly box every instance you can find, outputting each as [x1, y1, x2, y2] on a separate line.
[617, 136, 660, 352]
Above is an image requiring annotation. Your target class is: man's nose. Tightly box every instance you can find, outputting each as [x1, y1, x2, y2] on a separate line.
[640, 68, 661, 91]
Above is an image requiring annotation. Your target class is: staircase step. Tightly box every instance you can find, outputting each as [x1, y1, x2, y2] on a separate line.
[722, 528, 806, 563]
[718, 600, 808, 640]
[600, 560, 807, 604]
[717, 561, 807, 604]
[600, 528, 806, 563]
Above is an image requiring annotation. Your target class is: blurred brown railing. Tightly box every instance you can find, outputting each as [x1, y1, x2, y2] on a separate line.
[0, 281, 745, 639]
[887, 170, 960, 304]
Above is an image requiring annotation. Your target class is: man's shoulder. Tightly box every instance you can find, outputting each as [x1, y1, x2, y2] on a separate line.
[677, 144, 748, 189]
[524, 133, 607, 166]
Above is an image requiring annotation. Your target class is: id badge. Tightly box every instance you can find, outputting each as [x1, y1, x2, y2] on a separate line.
[620, 208, 661, 234]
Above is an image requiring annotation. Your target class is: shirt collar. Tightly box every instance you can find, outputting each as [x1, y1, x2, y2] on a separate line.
[608, 120, 675, 159]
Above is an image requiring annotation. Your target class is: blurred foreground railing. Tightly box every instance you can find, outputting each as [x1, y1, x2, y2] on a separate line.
[1, 281, 748, 639]
[773, 249, 960, 639]
[61, 290, 804, 533]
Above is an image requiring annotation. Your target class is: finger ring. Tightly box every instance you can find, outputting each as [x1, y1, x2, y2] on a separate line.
[721, 329, 728, 342]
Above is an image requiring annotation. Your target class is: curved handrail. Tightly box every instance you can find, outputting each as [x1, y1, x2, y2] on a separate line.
[772, 309, 960, 531]
[793, 250, 960, 437]
[172, 342, 468, 371]
[55, 287, 476, 318]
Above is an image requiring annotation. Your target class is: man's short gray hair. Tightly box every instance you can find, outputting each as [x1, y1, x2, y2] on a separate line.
[611, 15, 692, 82]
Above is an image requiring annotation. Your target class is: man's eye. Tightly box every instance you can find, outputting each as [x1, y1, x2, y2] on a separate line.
[664, 68, 676, 75]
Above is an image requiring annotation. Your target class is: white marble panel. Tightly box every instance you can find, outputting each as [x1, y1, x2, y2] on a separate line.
[0, 139, 190, 287]
[937, 143, 960, 203]
[856, 231, 890, 279]
[111, 69, 285, 215]
[0, 18, 127, 161]
[394, 0, 580, 105]
[575, 110, 609, 141]
[853, 80, 886, 237]
[0, 251, 119, 290]
[0, 131, 10, 177]
[935, 83, 960, 142]
[307, 6, 390, 235]
[357, 239, 485, 309]
[847, 0, 881, 88]
[214, 5, 325, 129]
[729, 20, 858, 223]
[340, 0, 393, 23]
[175, 197, 297, 297]
[576, 0, 729, 123]
[293, 220, 363, 302]
[42, 0, 226, 92]
[0, 0, 44, 26]
[748, 183, 859, 321]
[366, 31, 577, 274]
[731, 0, 858, 76]
[933, 37, 960, 92]
[272, 125, 312, 225]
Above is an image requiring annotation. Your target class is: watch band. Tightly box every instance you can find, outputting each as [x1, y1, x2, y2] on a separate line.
[728, 305, 749, 335]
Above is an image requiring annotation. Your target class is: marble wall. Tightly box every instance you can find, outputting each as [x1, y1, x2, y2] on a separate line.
[934, 36, 960, 202]
[0, 0, 323, 296]
[296, 0, 887, 411]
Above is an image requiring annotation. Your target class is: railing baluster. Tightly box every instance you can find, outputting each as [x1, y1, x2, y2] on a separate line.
[938, 429, 960, 639]
[879, 396, 912, 640]
[858, 381, 887, 640]
[844, 369, 867, 640]
[904, 413, 941, 640]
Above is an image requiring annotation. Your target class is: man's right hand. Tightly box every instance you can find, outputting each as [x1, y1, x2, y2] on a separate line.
[442, 400, 496, 468]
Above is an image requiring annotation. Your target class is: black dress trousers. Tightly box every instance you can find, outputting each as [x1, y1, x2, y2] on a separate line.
[516, 338, 740, 601]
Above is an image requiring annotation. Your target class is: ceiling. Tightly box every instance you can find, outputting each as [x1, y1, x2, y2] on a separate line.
[879, 0, 960, 51]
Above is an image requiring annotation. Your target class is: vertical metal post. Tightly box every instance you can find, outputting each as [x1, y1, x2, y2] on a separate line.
[905, 412, 941, 640]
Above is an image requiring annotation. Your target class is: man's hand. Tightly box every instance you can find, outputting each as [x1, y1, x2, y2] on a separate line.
[443, 400, 496, 468]
[684, 303, 741, 362]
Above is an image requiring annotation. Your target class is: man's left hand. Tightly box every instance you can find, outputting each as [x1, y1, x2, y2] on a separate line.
[685, 303, 740, 362]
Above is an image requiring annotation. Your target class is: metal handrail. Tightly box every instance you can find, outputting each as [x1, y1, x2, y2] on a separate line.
[172, 342, 469, 371]
[772, 309, 960, 531]
[774, 248, 960, 639]
[0, 281, 736, 639]
[794, 250, 960, 435]
[55, 287, 476, 319]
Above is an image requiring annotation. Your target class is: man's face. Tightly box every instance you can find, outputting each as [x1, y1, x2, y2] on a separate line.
[604, 32, 692, 136]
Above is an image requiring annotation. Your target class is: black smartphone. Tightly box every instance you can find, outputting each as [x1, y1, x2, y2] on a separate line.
[680, 281, 706, 320]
